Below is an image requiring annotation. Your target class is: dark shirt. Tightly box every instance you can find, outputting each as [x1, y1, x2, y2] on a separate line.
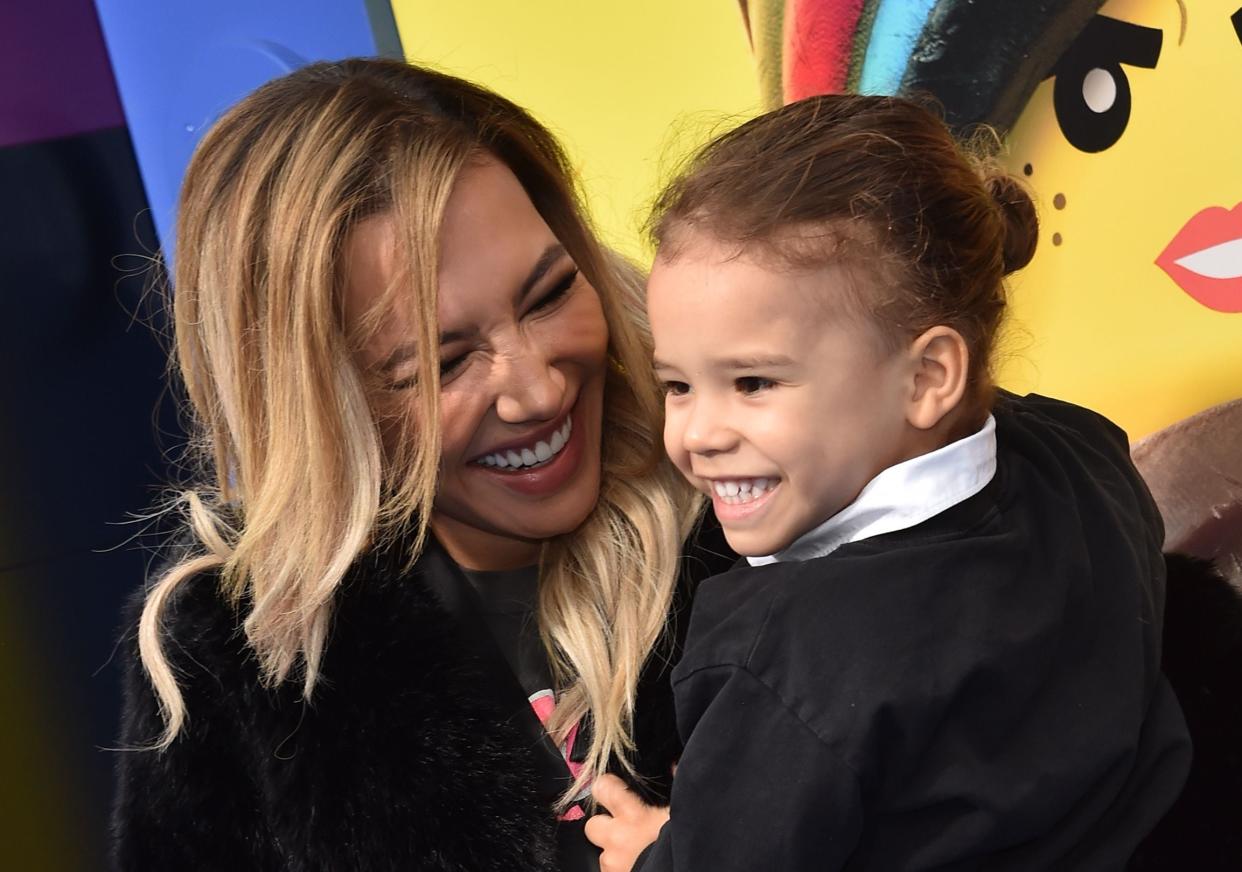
[462, 565, 554, 703]
[637, 393, 1192, 871]
[428, 562, 599, 872]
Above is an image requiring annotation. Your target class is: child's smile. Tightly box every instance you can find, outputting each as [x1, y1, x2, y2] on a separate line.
[706, 476, 780, 525]
[648, 232, 917, 557]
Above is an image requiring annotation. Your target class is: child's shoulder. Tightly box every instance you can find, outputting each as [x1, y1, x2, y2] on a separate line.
[994, 390, 1131, 464]
[674, 550, 1032, 771]
[994, 390, 1162, 537]
[678, 539, 1022, 694]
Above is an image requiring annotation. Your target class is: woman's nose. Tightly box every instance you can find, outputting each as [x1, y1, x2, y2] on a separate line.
[494, 337, 566, 424]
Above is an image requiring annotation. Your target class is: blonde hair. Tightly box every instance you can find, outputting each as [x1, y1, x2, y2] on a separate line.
[140, 59, 700, 804]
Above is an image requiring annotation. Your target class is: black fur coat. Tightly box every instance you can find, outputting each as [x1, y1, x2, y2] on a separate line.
[111, 529, 732, 871]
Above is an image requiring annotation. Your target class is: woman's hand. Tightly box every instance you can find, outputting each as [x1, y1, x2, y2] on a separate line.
[584, 773, 671, 872]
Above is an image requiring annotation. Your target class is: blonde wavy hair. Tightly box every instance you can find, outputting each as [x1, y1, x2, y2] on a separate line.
[140, 58, 701, 804]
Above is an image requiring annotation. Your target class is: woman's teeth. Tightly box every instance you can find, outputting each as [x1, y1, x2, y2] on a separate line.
[478, 417, 572, 470]
[711, 478, 777, 504]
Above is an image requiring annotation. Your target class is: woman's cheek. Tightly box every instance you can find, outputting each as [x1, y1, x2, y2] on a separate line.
[564, 285, 610, 360]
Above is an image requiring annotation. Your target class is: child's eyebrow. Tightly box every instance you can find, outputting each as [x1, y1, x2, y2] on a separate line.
[651, 354, 798, 370]
[715, 354, 797, 369]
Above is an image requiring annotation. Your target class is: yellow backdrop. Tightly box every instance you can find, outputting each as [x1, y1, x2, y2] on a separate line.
[395, 0, 1241, 439]
[394, 1, 759, 261]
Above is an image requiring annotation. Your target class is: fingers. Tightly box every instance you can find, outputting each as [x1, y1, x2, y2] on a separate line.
[588, 774, 669, 872]
[592, 772, 641, 817]
[585, 812, 640, 872]
[600, 850, 634, 872]
[584, 811, 612, 848]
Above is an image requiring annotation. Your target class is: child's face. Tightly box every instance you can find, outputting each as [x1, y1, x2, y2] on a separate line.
[648, 234, 915, 557]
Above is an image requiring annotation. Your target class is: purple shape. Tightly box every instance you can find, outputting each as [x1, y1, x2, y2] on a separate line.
[0, 0, 125, 148]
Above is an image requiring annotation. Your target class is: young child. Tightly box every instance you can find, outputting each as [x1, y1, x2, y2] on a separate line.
[585, 95, 1191, 871]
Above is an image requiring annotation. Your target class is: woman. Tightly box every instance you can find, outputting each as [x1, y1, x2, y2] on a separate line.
[111, 58, 729, 870]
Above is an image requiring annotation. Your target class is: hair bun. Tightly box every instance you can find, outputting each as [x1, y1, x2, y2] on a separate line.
[984, 172, 1038, 275]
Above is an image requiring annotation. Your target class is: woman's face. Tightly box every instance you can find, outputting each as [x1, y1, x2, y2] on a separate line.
[343, 157, 609, 570]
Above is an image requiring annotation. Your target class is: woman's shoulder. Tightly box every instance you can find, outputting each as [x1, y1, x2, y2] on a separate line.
[130, 526, 230, 620]
[117, 537, 249, 700]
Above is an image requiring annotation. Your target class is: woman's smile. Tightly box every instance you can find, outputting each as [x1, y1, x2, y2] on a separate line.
[470, 402, 587, 498]
[474, 409, 572, 469]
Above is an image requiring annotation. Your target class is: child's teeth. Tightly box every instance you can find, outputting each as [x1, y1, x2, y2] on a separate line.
[478, 416, 574, 469]
[712, 478, 777, 504]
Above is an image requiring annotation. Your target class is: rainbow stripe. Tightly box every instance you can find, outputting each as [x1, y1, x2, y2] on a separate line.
[858, 0, 937, 95]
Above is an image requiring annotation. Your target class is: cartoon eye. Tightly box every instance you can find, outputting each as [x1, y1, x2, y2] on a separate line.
[1053, 60, 1132, 153]
[1050, 16, 1162, 154]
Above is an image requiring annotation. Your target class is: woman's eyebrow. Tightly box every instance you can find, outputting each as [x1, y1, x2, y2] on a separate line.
[517, 242, 569, 304]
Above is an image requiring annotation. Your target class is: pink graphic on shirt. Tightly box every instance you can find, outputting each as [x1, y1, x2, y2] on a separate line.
[529, 689, 589, 821]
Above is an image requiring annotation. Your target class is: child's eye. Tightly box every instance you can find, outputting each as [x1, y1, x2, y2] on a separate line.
[529, 268, 578, 314]
[662, 380, 690, 397]
[736, 376, 775, 394]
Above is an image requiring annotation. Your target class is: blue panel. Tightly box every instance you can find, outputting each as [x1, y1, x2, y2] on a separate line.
[92, 0, 388, 267]
[858, 0, 937, 96]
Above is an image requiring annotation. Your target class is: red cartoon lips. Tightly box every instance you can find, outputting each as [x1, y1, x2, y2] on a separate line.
[1156, 202, 1242, 313]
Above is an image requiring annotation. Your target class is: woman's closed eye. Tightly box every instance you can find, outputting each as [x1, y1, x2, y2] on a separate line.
[439, 352, 470, 381]
[736, 376, 776, 395]
[384, 352, 470, 391]
[527, 267, 579, 315]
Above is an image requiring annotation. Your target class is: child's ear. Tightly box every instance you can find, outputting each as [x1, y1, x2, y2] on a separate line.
[903, 326, 969, 430]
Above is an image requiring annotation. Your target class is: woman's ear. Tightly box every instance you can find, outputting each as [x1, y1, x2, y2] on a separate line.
[904, 326, 969, 430]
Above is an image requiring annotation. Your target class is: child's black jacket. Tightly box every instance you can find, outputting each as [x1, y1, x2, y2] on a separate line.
[637, 393, 1191, 871]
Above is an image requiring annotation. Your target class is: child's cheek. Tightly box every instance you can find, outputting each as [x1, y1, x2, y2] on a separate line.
[663, 407, 693, 480]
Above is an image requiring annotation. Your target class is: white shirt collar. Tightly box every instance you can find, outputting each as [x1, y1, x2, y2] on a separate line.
[746, 415, 997, 566]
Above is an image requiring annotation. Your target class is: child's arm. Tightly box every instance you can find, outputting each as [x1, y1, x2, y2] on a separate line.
[599, 665, 865, 871]
[585, 774, 671, 872]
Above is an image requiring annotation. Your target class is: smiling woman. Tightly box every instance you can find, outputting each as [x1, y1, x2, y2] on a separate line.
[343, 160, 611, 571]
[111, 58, 729, 871]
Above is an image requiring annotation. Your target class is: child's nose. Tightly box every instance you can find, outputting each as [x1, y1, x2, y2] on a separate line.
[681, 396, 736, 456]
[494, 337, 566, 424]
